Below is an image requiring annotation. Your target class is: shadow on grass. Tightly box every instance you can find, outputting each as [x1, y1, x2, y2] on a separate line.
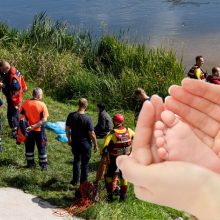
[41, 177, 72, 192]
[3, 175, 34, 189]
[89, 161, 99, 172]
[3, 175, 78, 208]
[44, 195, 75, 207]
[0, 158, 19, 167]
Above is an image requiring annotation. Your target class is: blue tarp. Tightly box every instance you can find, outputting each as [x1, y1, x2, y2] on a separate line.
[45, 122, 68, 143]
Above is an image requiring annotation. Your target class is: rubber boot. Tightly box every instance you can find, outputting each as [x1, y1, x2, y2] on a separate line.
[119, 185, 128, 202]
[27, 160, 36, 168]
[106, 182, 114, 203]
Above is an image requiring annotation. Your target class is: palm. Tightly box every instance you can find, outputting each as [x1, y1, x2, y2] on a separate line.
[166, 79, 220, 154]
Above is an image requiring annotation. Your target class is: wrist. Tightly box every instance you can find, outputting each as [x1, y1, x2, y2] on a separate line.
[191, 169, 220, 220]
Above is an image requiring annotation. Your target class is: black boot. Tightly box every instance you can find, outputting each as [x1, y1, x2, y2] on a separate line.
[27, 161, 36, 168]
[12, 127, 18, 139]
[119, 194, 127, 202]
[41, 163, 48, 171]
[107, 193, 114, 203]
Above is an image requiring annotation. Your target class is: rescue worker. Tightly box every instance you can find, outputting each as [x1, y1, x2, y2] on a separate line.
[206, 67, 220, 85]
[20, 88, 49, 170]
[0, 99, 3, 152]
[66, 98, 98, 186]
[134, 88, 150, 125]
[188, 56, 206, 80]
[95, 103, 113, 138]
[101, 113, 134, 202]
[0, 60, 27, 138]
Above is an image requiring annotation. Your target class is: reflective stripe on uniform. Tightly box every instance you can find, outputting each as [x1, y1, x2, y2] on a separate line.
[26, 152, 34, 156]
[26, 156, 34, 160]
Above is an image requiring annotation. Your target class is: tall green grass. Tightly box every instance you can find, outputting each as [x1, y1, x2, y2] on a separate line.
[0, 13, 184, 109]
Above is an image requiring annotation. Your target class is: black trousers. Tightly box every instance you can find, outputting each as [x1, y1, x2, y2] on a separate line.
[7, 102, 19, 129]
[25, 130, 47, 166]
[71, 141, 91, 183]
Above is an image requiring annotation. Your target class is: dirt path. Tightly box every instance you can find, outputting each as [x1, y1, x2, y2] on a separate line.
[0, 187, 79, 220]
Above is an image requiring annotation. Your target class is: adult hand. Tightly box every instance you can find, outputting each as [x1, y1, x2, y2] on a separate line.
[166, 78, 220, 154]
[26, 126, 33, 132]
[0, 82, 4, 88]
[117, 156, 219, 220]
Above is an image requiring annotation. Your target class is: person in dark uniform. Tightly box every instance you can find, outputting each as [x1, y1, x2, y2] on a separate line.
[66, 98, 98, 185]
[134, 88, 150, 125]
[95, 103, 113, 138]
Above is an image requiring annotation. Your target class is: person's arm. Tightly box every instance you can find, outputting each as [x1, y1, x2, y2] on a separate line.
[65, 113, 72, 146]
[89, 131, 98, 152]
[66, 126, 71, 146]
[88, 116, 98, 151]
[26, 104, 49, 131]
[21, 75, 27, 92]
[100, 133, 112, 155]
[26, 117, 47, 132]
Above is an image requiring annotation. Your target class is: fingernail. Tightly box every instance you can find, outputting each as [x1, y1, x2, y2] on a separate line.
[164, 96, 171, 104]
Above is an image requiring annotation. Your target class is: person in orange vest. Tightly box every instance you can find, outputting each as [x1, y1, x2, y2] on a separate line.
[100, 113, 134, 202]
[20, 88, 49, 170]
[187, 56, 206, 80]
[0, 60, 27, 138]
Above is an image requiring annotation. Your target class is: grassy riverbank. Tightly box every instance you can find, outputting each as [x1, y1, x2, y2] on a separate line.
[0, 88, 192, 220]
[0, 13, 184, 110]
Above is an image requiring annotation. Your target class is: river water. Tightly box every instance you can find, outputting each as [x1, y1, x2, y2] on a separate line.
[0, 0, 220, 71]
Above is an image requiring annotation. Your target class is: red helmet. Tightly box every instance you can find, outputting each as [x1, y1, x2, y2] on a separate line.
[113, 113, 124, 125]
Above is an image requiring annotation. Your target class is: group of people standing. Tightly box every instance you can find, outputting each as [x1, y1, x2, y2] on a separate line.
[0, 60, 49, 170]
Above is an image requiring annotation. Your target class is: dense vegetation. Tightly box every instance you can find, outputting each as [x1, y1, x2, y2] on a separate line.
[0, 13, 184, 109]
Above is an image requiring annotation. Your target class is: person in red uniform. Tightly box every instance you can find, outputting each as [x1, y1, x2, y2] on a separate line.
[20, 88, 49, 170]
[206, 67, 220, 85]
[101, 113, 134, 202]
[0, 60, 27, 138]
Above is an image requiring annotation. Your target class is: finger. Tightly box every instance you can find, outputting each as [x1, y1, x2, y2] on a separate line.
[150, 95, 165, 163]
[165, 96, 220, 138]
[151, 95, 164, 121]
[169, 85, 220, 122]
[132, 101, 155, 165]
[182, 78, 220, 105]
